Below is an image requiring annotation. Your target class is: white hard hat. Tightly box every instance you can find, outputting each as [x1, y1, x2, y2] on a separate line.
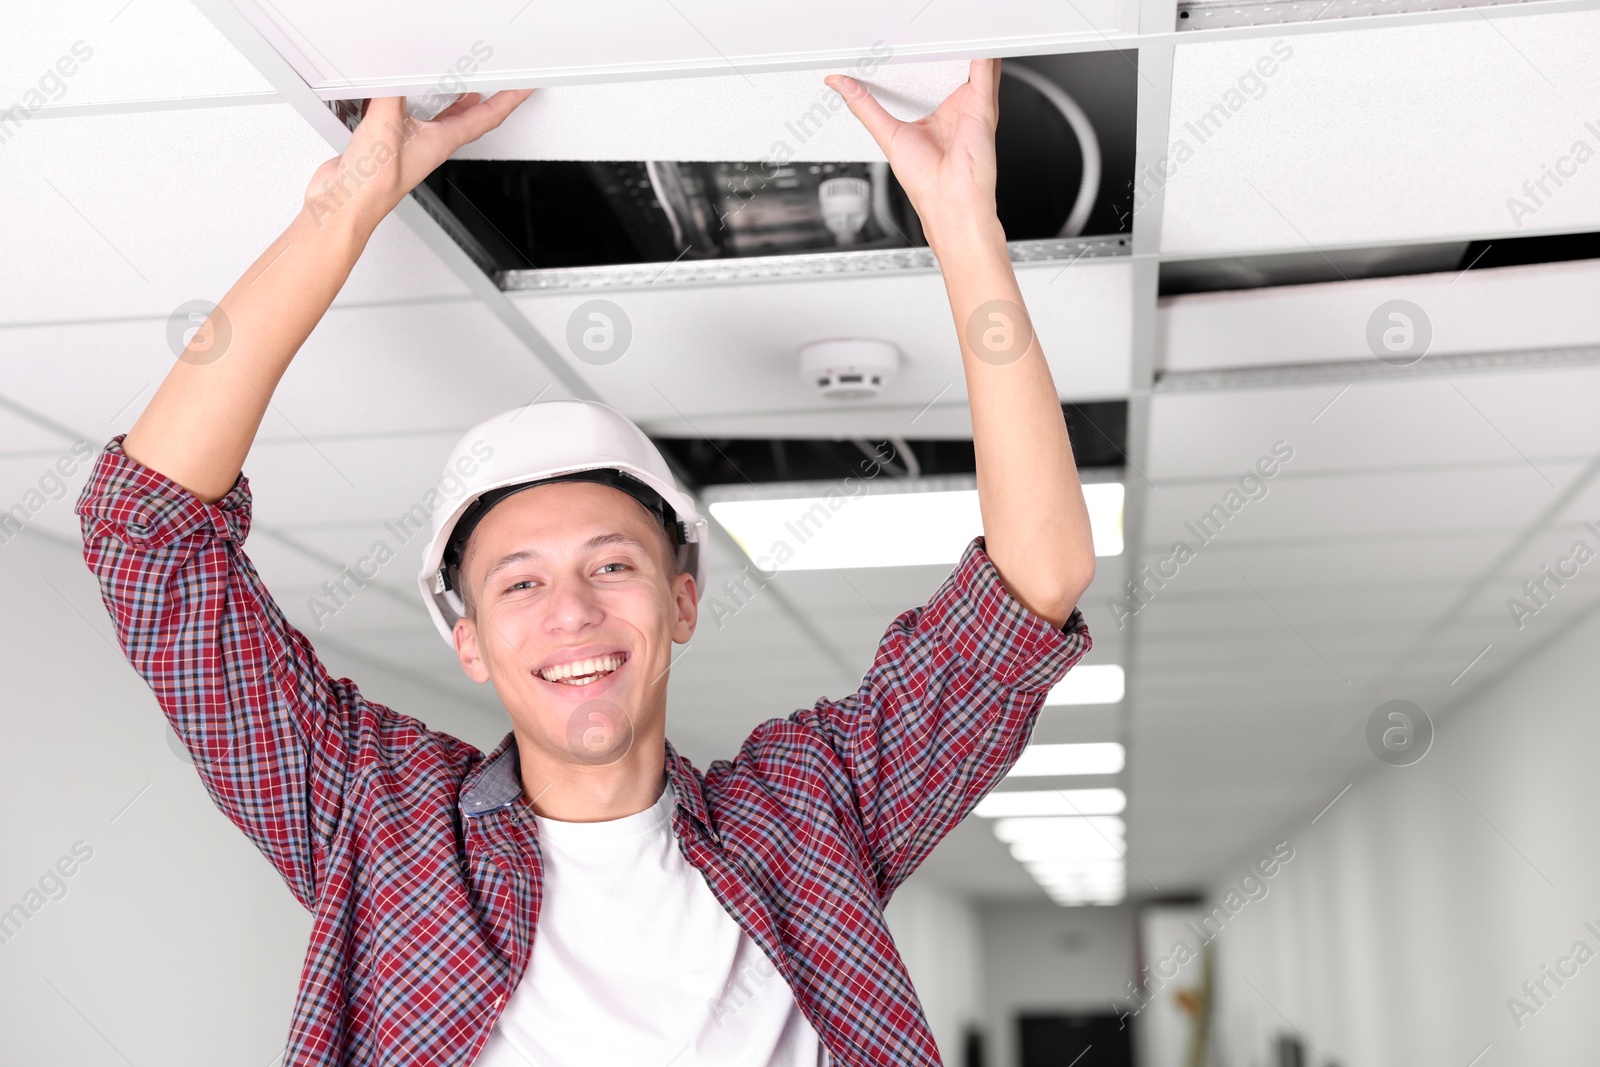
[416, 399, 707, 645]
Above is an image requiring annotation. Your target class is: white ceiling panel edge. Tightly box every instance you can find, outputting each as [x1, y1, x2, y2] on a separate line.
[450, 61, 969, 164]
[1159, 258, 1600, 372]
[225, 0, 1138, 97]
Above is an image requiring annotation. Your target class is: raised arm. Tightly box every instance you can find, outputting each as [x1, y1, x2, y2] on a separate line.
[123, 91, 532, 500]
[76, 92, 531, 908]
[727, 62, 1096, 901]
[827, 58, 1096, 622]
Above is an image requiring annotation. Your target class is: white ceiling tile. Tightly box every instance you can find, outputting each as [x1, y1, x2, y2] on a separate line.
[1142, 462, 1580, 546]
[1, 0, 272, 107]
[239, 430, 466, 526]
[509, 257, 1132, 434]
[454, 61, 969, 163]
[0, 405, 80, 454]
[0, 105, 469, 328]
[1144, 376, 1588, 482]
[1133, 532, 1511, 595]
[1159, 260, 1600, 372]
[1161, 11, 1600, 254]
[240, 0, 1131, 96]
[263, 300, 567, 437]
[0, 302, 560, 461]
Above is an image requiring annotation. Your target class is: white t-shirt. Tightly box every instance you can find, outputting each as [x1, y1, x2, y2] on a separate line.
[471, 777, 831, 1067]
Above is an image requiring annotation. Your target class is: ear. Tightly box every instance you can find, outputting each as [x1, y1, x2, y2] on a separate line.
[671, 571, 698, 644]
[453, 615, 491, 683]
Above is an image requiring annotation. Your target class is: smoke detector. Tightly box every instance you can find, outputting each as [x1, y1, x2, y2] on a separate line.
[800, 338, 899, 400]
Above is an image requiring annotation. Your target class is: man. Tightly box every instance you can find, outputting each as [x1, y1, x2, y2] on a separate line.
[76, 58, 1095, 1066]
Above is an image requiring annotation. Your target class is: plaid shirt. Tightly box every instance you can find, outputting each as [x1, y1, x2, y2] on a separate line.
[76, 435, 1091, 1067]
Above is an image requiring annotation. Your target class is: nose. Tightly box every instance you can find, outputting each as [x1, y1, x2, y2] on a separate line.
[543, 572, 605, 634]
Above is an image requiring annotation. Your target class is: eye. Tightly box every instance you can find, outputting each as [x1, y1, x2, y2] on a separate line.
[596, 561, 631, 575]
[506, 579, 538, 592]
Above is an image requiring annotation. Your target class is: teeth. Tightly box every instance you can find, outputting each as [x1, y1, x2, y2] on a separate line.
[539, 653, 624, 683]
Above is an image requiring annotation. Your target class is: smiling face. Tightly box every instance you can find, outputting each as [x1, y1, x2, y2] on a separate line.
[450, 480, 697, 772]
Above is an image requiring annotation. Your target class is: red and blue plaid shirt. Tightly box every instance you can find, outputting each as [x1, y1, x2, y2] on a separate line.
[76, 435, 1091, 1066]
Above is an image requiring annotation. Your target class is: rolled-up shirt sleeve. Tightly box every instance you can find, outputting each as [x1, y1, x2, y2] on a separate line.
[75, 435, 419, 911]
[790, 534, 1092, 900]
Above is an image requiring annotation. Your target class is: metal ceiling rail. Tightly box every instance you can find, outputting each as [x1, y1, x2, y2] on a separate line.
[498, 237, 1131, 294]
[1153, 344, 1600, 391]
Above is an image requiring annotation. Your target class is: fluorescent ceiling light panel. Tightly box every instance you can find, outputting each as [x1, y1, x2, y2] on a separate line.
[993, 816, 1126, 864]
[709, 482, 1122, 572]
[991, 817, 1129, 907]
[973, 789, 1126, 818]
[993, 815, 1126, 844]
[1008, 837, 1127, 864]
[1027, 861, 1126, 880]
[1041, 884, 1125, 902]
[1044, 664, 1124, 706]
[1007, 742, 1125, 777]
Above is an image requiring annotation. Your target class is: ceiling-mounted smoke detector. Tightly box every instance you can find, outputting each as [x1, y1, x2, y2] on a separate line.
[800, 338, 900, 401]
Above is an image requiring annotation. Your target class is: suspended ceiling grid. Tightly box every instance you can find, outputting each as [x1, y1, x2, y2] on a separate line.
[3, 0, 1600, 903]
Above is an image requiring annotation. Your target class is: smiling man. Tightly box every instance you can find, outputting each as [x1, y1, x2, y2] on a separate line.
[77, 59, 1095, 1067]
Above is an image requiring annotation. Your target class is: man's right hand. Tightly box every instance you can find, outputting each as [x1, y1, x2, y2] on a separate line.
[122, 87, 533, 503]
[305, 91, 535, 239]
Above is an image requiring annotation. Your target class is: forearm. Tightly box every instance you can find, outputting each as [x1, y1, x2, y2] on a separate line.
[122, 207, 373, 503]
[928, 217, 1096, 628]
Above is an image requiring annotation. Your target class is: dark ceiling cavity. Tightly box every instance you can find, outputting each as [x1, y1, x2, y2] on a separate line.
[654, 400, 1128, 489]
[389, 50, 1137, 276]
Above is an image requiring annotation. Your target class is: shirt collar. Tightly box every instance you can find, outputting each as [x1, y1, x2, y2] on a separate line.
[460, 730, 715, 840]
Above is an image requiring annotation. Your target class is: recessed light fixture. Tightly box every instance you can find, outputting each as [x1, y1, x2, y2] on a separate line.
[992, 816, 1128, 906]
[1007, 742, 1125, 777]
[1044, 664, 1124, 706]
[973, 788, 1126, 818]
[707, 480, 1123, 572]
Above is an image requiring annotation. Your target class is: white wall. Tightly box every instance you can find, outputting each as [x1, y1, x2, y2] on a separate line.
[885, 874, 985, 1065]
[1206, 604, 1600, 1066]
[0, 527, 506, 1065]
[979, 900, 1138, 1067]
